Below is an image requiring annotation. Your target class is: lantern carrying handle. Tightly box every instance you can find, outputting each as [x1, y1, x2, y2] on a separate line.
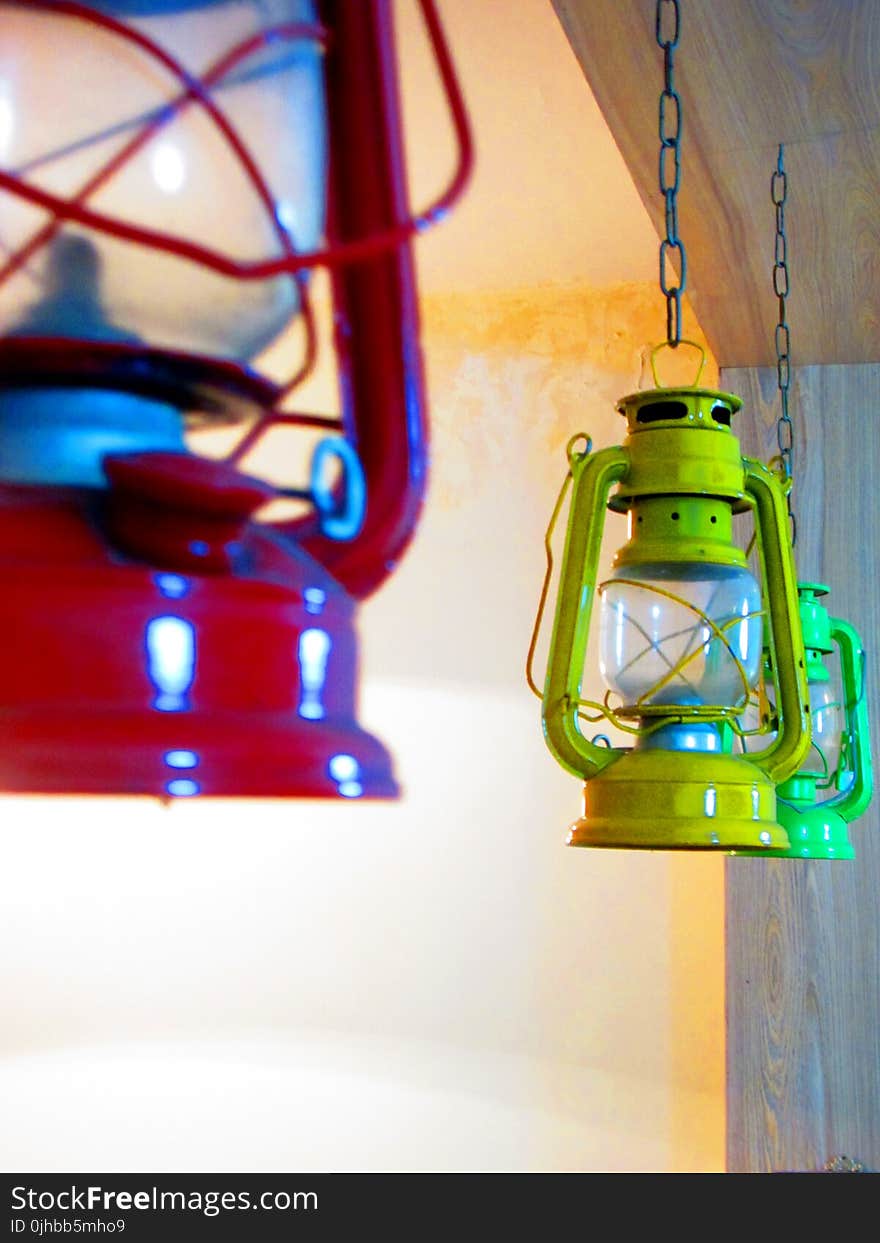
[541, 443, 630, 780]
[742, 457, 812, 786]
[827, 617, 874, 822]
[649, 338, 707, 389]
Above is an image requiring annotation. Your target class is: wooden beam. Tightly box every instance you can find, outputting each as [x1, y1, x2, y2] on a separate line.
[722, 361, 880, 1173]
[551, 0, 880, 367]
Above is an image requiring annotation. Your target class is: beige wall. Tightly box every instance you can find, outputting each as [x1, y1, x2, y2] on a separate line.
[0, 281, 725, 1173]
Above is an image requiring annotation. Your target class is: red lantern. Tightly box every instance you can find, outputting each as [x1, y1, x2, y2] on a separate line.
[0, 0, 473, 799]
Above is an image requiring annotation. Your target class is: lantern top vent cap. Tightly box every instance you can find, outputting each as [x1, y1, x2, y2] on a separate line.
[797, 582, 834, 655]
[616, 386, 743, 436]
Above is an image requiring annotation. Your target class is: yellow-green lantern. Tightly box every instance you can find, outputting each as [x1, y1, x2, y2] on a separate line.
[537, 369, 810, 852]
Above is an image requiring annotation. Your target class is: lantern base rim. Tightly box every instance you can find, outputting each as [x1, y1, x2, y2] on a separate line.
[567, 817, 789, 852]
[0, 708, 399, 801]
[732, 802, 855, 860]
[565, 749, 790, 852]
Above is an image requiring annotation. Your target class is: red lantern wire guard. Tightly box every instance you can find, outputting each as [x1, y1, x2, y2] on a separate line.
[0, 0, 474, 799]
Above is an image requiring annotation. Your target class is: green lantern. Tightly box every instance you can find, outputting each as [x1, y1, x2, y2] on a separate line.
[735, 583, 873, 860]
[536, 359, 811, 852]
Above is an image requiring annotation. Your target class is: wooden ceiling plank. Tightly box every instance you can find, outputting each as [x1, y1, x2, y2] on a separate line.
[551, 0, 880, 366]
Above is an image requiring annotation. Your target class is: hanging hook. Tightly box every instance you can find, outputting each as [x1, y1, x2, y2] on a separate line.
[649, 338, 707, 388]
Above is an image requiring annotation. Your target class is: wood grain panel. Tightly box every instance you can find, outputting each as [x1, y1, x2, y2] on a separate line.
[722, 362, 880, 1173]
[551, 0, 880, 366]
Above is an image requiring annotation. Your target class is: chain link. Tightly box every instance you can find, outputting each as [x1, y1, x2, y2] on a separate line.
[771, 143, 796, 543]
[657, 0, 686, 346]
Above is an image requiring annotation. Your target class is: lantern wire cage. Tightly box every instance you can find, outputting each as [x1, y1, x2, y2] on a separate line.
[526, 430, 771, 747]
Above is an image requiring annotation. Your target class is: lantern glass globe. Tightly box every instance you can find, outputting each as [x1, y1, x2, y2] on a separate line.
[0, 0, 327, 362]
[598, 560, 763, 710]
[805, 678, 844, 782]
[737, 665, 847, 795]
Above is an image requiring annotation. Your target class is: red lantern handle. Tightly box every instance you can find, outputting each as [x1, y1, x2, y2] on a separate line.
[273, 0, 473, 599]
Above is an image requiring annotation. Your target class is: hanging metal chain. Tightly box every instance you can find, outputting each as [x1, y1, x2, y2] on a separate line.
[657, 0, 686, 346]
[772, 142, 796, 543]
